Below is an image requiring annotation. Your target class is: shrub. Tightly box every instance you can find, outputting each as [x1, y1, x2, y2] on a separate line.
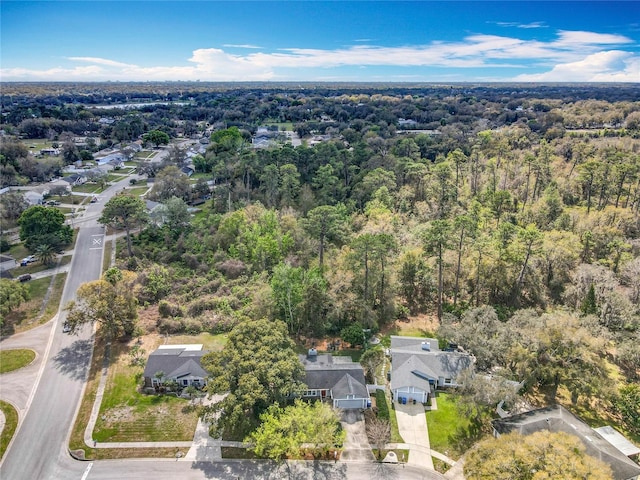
[0, 238, 10, 252]
[158, 300, 182, 318]
[182, 317, 203, 335]
[157, 317, 183, 334]
[375, 390, 389, 420]
[215, 259, 247, 279]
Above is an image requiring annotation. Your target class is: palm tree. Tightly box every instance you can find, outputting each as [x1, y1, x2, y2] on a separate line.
[35, 243, 56, 267]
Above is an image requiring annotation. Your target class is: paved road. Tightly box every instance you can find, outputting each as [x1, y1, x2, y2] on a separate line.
[82, 459, 445, 480]
[0, 176, 132, 480]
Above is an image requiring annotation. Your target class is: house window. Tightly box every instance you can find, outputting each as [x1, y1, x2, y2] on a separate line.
[182, 379, 189, 386]
[444, 378, 452, 384]
[347, 394, 355, 399]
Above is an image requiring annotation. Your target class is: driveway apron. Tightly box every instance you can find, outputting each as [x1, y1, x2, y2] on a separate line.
[340, 409, 375, 462]
[395, 402, 434, 469]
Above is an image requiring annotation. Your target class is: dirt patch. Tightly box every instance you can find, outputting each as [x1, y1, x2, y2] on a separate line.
[301, 336, 356, 352]
[137, 305, 160, 334]
[102, 406, 134, 425]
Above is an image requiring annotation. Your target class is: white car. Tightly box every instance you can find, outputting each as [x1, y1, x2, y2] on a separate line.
[62, 322, 72, 333]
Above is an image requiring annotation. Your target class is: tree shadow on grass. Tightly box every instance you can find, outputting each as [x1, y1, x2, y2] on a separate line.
[448, 415, 487, 456]
[52, 338, 93, 380]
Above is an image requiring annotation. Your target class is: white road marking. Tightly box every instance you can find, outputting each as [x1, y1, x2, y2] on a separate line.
[80, 462, 93, 480]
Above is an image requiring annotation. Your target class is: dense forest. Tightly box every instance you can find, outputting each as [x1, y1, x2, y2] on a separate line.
[2, 82, 640, 438]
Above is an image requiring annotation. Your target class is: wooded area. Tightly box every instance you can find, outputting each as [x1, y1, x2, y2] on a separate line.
[2, 82, 639, 441]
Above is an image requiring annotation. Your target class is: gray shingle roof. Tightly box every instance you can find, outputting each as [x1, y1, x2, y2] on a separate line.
[492, 405, 640, 480]
[390, 335, 440, 352]
[299, 354, 367, 400]
[143, 347, 208, 380]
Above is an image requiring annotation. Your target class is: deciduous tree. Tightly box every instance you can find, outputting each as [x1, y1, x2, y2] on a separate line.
[0, 279, 30, 327]
[143, 129, 170, 148]
[18, 205, 73, 252]
[247, 399, 344, 461]
[201, 319, 305, 436]
[64, 267, 138, 339]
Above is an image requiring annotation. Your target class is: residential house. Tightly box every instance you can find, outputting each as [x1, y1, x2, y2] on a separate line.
[39, 148, 60, 156]
[97, 152, 126, 168]
[180, 166, 195, 177]
[143, 344, 209, 390]
[252, 127, 277, 149]
[62, 173, 87, 186]
[493, 405, 640, 480]
[398, 118, 418, 128]
[389, 336, 473, 404]
[299, 349, 369, 409]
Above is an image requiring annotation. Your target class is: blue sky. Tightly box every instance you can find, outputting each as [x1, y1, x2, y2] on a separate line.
[1, 1, 638, 82]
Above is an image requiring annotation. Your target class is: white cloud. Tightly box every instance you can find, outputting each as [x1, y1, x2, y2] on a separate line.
[222, 44, 262, 49]
[0, 30, 636, 81]
[494, 21, 547, 29]
[66, 57, 135, 68]
[513, 50, 640, 82]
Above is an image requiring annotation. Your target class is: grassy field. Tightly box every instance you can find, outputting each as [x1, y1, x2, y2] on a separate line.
[92, 340, 198, 443]
[0, 349, 36, 374]
[0, 400, 18, 461]
[425, 392, 471, 459]
[21, 139, 56, 150]
[262, 121, 294, 130]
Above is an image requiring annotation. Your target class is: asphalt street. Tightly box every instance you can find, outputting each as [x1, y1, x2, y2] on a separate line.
[0, 178, 126, 480]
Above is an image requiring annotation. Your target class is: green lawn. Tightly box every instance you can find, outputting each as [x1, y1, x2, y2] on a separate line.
[0, 349, 36, 374]
[73, 183, 106, 194]
[0, 400, 18, 461]
[425, 392, 471, 459]
[92, 342, 198, 442]
[135, 151, 156, 160]
[48, 194, 89, 205]
[126, 186, 149, 196]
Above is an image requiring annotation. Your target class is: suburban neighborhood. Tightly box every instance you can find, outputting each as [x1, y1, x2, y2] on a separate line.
[0, 78, 639, 480]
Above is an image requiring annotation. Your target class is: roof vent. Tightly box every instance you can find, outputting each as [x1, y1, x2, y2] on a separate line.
[421, 342, 431, 351]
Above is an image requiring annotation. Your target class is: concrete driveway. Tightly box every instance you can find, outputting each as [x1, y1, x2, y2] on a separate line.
[340, 409, 375, 462]
[395, 402, 434, 469]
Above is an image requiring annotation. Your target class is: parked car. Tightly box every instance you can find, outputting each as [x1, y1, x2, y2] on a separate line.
[20, 255, 37, 266]
[62, 322, 72, 333]
[17, 274, 32, 282]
